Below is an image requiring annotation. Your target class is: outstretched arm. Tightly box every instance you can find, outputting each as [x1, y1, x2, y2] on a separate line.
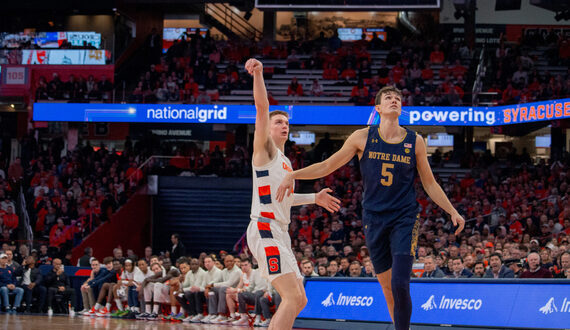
[276, 128, 367, 201]
[293, 188, 341, 213]
[246, 58, 275, 166]
[416, 134, 465, 235]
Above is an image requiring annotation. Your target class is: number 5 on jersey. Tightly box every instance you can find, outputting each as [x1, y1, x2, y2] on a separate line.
[380, 163, 394, 186]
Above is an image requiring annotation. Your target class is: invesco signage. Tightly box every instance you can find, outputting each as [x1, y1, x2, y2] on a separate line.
[299, 279, 570, 329]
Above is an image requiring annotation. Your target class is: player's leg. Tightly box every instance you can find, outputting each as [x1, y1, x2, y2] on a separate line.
[363, 209, 394, 322]
[376, 269, 394, 322]
[389, 215, 420, 330]
[269, 272, 306, 330]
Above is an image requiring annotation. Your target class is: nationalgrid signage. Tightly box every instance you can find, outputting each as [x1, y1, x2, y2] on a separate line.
[33, 98, 570, 126]
[299, 278, 570, 329]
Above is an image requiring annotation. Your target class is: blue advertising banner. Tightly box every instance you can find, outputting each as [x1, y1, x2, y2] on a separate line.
[299, 278, 570, 329]
[33, 98, 570, 126]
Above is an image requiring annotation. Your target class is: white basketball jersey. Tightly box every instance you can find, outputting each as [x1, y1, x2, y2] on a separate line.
[250, 148, 295, 227]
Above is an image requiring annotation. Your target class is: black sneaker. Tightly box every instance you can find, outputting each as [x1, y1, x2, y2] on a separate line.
[136, 312, 149, 320]
[146, 313, 158, 320]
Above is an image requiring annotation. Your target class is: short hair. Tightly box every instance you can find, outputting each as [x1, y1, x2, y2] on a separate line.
[103, 256, 114, 264]
[489, 253, 503, 262]
[375, 85, 402, 105]
[269, 110, 289, 119]
[150, 262, 161, 269]
[240, 257, 252, 264]
[172, 233, 180, 240]
[350, 260, 362, 267]
[474, 261, 485, 268]
[424, 255, 435, 262]
[300, 258, 313, 266]
[451, 256, 463, 263]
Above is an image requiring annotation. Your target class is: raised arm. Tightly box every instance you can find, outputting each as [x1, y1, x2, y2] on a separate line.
[245, 58, 275, 166]
[415, 134, 465, 235]
[276, 128, 367, 201]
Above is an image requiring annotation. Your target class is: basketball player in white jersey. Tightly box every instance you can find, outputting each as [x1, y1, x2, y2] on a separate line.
[244, 58, 340, 329]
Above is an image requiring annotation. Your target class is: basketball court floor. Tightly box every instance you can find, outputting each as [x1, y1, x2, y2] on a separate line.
[0, 314, 316, 330]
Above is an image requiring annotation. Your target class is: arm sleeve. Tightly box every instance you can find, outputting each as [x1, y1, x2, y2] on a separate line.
[292, 193, 316, 206]
[196, 270, 207, 291]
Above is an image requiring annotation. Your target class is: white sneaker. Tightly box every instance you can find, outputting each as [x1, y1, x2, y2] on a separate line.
[211, 315, 229, 323]
[69, 309, 76, 317]
[222, 316, 238, 324]
[259, 318, 271, 327]
[201, 314, 214, 323]
[191, 314, 204, 322]
[47, 308, 53, 316]
[77, 309, 89, 315]
[233, 317, 249, 326]
[182, 315, 194, 322]
[253, 317, 262, 326]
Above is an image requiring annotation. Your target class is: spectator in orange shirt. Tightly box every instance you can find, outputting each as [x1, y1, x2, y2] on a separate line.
[2, 206, 18, 230]
[351, 79, 369, 98]
[421, 61, 434, 80]
[430, 44, 445, 64]
[322, 63, 339, 80]
[390, 62, 405, 83]
[340, 64, 357, 80]
[438, 63, 450, 80]
[451, 59, 467, 78]
[287, 77, 304, 96]
[298, 220, 313, 244]
[267, 92, 279, 105]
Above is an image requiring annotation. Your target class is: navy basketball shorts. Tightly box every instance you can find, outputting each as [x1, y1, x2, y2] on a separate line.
[362, 208, 420, 274]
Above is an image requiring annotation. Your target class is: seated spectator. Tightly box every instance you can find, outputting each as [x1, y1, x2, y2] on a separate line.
[484, 253, 514, 278]
[520, 252, 553, 278]
[229, 257, 267, 325]
[310, 79, 324, 97]
[199, 255, 223, 323]
[348, 261, 363, 277]
[287, 77, 303, 96]
[16, 255, 46, 313]
[555, 252, 570, 279]
[257, 284, 281, 327]
[205, 255, 242, 324]
[110, 258, 136, 317]
[91, 258, 122, 316]
[78, 258, 103, 314]
[286, 49, 301, 69]
[451, 59, 468, 78]
[0, 252, 23, 313]
[472, 261, 486, 278]
[176, 258, 206, 321]
[505, 259, 523, 278]
[448, 256, 473, 278]
[340, 64, 357, 80]
[322, 63, 339, 80]
[421, 255, 445, 278]
[267, 92, 279, 105]
[430, 44, 445, 64]
[327, 260, 344, 277]
[44, 258, 76, 316]
[196, 90, 212, 104]
[300, 258, 318, 278]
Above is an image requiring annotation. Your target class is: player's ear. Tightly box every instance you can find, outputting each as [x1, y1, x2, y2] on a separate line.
[375, 104, 381, 113]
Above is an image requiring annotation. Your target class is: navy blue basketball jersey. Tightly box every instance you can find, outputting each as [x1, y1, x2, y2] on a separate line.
[360, 126, 419, 215]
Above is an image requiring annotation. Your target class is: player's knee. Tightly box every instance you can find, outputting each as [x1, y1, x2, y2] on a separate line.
[391, 275, 410, 293]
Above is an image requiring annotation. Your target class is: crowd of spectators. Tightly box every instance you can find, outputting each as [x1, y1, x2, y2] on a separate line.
[486, 31, 570, 105]
[129, 29, 474, 107]
[0, 242, 280, 327]
[34, 73, 114, 102]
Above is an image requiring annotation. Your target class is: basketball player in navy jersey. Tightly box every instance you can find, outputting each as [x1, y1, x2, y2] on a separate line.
[277, 85, 465, 330]
[244, 58, 340, 330]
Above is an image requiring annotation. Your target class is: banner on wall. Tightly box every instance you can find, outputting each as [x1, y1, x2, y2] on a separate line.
[299, 278, 570, 329]
[33, 98, 570, 126]
[21, 50, 107, 65]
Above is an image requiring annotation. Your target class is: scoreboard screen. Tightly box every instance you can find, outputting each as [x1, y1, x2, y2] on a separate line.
[255, 0, 440, 9]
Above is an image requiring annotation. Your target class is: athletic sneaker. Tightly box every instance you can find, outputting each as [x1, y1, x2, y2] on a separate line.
[110, 310, 123, 317]
[171, 313, 185, 322]
[96, 307, 111, 317]
[232, 317, 249, 326]
[86, 307, 98, 316]
[211, 315, 229, 323]
[259, 318, 271, 327]
[47, 308, 53, 316]
[77, 309, 90, 315]
[69, 309, 76, 317]
[146, 313, 158, 320]
[135, 312, 149, 320]
[190, 314, 205, 323]
[182, 315, 194, 322]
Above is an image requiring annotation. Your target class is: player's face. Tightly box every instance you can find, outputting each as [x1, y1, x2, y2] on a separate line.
[376, 92, 402, 117]
[270, 114, 289, 145]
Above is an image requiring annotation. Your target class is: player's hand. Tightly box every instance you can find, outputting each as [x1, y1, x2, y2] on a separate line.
[276, 172, 294, 202]
[451, 212, 465, 235]
[245, 58, 263, 75]
[316, 188, 341, 213]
